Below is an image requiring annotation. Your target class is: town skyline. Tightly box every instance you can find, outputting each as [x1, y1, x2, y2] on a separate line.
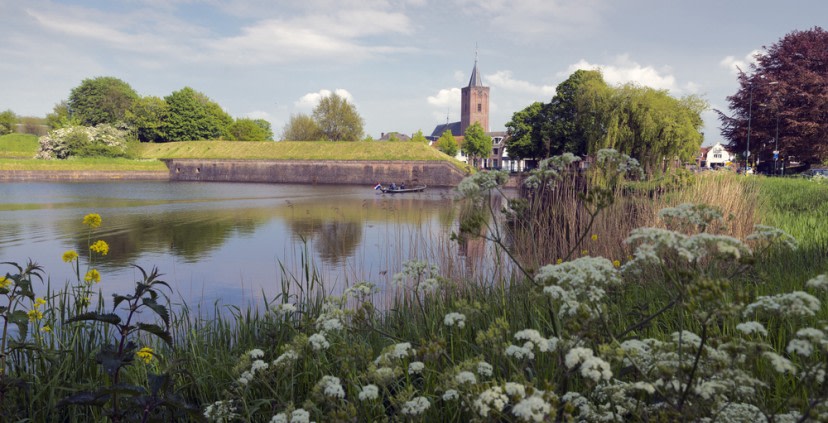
[1, 0, 825, 146]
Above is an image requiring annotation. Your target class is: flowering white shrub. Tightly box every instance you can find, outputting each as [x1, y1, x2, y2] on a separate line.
[36, 124, 130, 159]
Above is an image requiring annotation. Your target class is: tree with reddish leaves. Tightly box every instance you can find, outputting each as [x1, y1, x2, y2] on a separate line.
[718, 27, 828, 167]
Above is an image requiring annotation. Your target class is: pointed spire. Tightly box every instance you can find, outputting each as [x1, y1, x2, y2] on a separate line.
[468, 45, 483, 87]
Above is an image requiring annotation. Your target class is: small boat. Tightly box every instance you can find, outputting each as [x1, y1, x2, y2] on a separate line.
[378, 185, 427, 194]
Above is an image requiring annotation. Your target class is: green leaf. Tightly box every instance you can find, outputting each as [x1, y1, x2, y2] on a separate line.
[67, 312, 121, 325]
[58, 391, 110, 407]
[95, 349, 124, 375]
[142, 298, 170, 327]
[112, 294, 131, 309]
[137, 323, 173, 345]
[102, 383, 146, 397]
[9, 310, 29, 340]
[148, 373, 170, 397]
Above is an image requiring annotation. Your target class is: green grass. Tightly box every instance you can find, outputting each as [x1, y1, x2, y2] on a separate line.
[0, 133, 39, 158]
[0, 157, 168, 171]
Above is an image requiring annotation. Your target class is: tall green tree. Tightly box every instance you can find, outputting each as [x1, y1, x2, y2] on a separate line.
[411, 129, 428, 143]
[164, 87, 230, 141]
[505, 101, 546, 161]
[228, 118, 273, 141]
[281, 113, 322, 141]
[436, 129, 458, 157]
[718, 26, 828, 164]
[45, 101, 80, 129]
[126, 96, 169, 142]
[462, 122, 492, 169]
[68, 77, 138, 126]
[0, 109, 16, 135]
[252, 119, 274, 141]
[312, 94, 364, 141]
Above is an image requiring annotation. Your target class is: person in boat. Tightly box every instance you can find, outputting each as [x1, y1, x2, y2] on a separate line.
[390, 182, 397, 190]
[400, 182, 406, 189]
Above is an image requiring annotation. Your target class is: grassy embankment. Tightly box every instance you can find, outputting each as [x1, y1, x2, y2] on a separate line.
[0, 135, 465, 172]
[3, 169, 828, 421]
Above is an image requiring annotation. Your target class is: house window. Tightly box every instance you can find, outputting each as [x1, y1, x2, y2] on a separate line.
[714, 153, 721, 159]
[477, 103, 482, 112]
[493, 148, 499, 155]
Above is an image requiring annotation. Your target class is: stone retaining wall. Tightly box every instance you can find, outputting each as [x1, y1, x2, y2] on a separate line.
[165, 159, 468, 187]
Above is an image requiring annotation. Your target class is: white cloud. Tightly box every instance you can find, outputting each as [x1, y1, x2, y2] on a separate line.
[562, 55, 681, 92]
[427, 88, 461, 108]
[295, 89, 355, 110]
[720, 50, 761, 75]
[485, 70, 556, 97]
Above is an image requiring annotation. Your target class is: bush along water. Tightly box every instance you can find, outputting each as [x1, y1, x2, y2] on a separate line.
[2, 152, 828, 422]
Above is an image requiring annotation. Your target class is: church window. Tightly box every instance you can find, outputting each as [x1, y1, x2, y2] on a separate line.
[477, 103, 482, 112]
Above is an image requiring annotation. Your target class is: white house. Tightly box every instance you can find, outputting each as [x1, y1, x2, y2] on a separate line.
[704, 143, 734, 168]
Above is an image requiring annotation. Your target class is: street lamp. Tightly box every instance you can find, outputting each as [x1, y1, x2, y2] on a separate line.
[745, 82, 754, 173]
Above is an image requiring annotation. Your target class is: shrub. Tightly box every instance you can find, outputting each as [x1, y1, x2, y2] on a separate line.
[35, 124, 131, 159]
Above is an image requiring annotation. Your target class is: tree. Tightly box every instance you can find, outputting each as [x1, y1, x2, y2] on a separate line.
[436, 129, 458, 157]
[252, 119, 274, 141]
[505, 70, 604, 161]
[718, 27, 828, 164]
[68, 77, 138, 126]
[282, 113, 322, 141]
[46, 101, 80, 129]
[164, 87, 230, 141]
[312, 93, 364, 141]
[0, 109, 16, 135]
[228, 118, 273, 141]
[462, 122, 492, 168]
[411, 130, 428, 143]
[126, 96, 169, 142]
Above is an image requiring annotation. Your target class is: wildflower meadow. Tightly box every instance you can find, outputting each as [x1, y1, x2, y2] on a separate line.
[1, 151, 827, 422]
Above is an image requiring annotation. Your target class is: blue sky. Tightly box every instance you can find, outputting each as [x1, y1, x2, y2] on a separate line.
[0, 0, 824, 145]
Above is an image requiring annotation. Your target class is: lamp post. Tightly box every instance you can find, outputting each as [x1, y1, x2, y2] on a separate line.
[745, 82, 754, 173]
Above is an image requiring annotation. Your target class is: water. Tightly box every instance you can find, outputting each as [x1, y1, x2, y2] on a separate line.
[0, 181, 480, 309]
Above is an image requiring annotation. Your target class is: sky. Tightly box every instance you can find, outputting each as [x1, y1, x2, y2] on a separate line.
[0, 0, 824, 146]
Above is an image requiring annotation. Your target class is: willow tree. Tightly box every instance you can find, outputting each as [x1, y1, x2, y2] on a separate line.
[581, 81, 706, 174]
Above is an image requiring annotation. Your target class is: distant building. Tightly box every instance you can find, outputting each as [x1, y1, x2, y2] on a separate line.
[378, 132, 411, 142]
[699, 143, 733, 168]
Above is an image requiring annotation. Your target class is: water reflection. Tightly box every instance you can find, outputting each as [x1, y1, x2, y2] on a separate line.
[0, 182, 474, 307]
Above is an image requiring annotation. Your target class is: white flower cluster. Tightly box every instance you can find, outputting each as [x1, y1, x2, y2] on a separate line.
[595, 148, 642, 178]
[805, 274, 828, 291]
[457, 170, 510, 197]
[477, 361, 493, 378]
[401, 396, 430, 416]
[374, 342, 415, 365]
[565, 347, 612, 382]
[392, 260, 440, 289]
[35, 124, 129, 160]
[747, 224, 798, 250]
[317, 375, 345, 399]
[536, 256, 622, 319]
[505, 329, 559, 361]
[624, 227, 750, 269]
[763, 351, 796, 375]
[474, 386, 509, 417]
[204, 400, 237, 422]
[270, 408, 313, 423]
[523, 153, 581, 190]
[443, 312, 466, 328]
[344, 281, 377, 299]
[272, 302, 297, 317]
[358, 384, 379, 401]
[744, 291, 821, 318]
[455, 371, 477, 385]
[735, 321, 768, 336]
[658, 203, 723, 230]
[272, 349, 298, 368]
[315, 299, 345, 333]
[512, 395, 552, 422]
[249, 348, 265, 359]
[442, 389, 459, 401]
[408, 361, 425, 375]
[308, 333, 330, 351]
[238, 357, 269, 386]
[371, 366, 397, 385]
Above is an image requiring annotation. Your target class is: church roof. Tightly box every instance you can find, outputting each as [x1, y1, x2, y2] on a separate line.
[468, 60, 483, 87]
[430, 121, 461, 138]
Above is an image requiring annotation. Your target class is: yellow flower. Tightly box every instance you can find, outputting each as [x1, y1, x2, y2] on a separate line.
[34, 297, 47, 308]
[613, 260, 621, 268]
[89, 240, 109, 256]
[62, 250, 78, 263]
[82, 213, 102, 229]
[136, 347, 154, 364]
[581, 250, 589, 256]
[79, 297, 91, 307]
[27, 309, 43, 322]
[0, 276, 10, 289]
[556, 258, 563, 265]
[41, 325, 52, 333]
[591, 234, 598, 241]
[84, 269, 101, 284]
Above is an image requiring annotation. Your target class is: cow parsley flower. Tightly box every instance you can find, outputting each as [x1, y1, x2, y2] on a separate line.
[504, 382, 526, 398]
[272, 349, 298, 367]
[408, 361, 425, 375]
[736, 321, 768, 336]
[376, 342, 415, 364]
[512, 396, 551, 422]
[238, 370, 254, 386]
[358, 384, 379, 401]
[744, 291, 821, 318]
[477, 361, 493, 378]
[444, 312, 466, 328]
[204, 400, 237, 422]
[505, 344, 535, 360]
[273, 303, 297, 316]
[763, 352, 796, 375]
[250, 359, 268, 373]
[309, 333, 330, 351]
[318, 375, 345, 399]
[455, 371, 477, 385]
[290, 409, 311, 423]
[747, 224, 798, 250]
[401, 396, 430, 416]
[787, 339, 813, 357]
[249, 349, 265, 359]
[270, 413, 287, 423]
[442, 389, 459, 401]
[474, 386, 508, 417]
[806, 274, 828, 291]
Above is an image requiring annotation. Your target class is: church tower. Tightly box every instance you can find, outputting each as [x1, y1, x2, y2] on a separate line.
[460, 53, 489, 134]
